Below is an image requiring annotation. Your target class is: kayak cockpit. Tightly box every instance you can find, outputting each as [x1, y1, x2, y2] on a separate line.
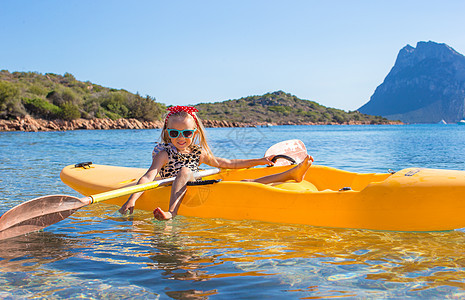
[205, 165, 393, 192]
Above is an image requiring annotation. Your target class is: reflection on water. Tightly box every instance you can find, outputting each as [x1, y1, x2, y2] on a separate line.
[1, 203, 465, 298]
[140, 218, 465, 299]
[0, 231, 78, 272]
[0, 207, 159, 299]
[11, 203, 464, 299]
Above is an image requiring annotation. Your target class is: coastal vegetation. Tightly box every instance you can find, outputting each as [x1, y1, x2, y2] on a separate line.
[196, 91, 392, 124]
[0, 70, 165, 121]
[0, 70, 394, 127]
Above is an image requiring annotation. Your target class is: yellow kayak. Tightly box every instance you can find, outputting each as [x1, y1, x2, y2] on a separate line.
[60, 163, 465, 231]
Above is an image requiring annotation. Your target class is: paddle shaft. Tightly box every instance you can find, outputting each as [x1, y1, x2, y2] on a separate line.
[90, 168, 220, 204]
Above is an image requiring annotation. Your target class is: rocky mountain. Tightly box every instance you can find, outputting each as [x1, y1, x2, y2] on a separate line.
[358, 41, 465, 123]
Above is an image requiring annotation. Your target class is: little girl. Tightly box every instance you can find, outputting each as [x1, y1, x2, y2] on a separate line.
[119, 105, 313, 220]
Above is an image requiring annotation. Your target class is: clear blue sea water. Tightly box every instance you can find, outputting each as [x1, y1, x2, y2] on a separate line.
[1, 124, 465, 299]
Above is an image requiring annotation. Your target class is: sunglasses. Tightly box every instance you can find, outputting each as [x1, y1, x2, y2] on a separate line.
[167, 128, 197, 138]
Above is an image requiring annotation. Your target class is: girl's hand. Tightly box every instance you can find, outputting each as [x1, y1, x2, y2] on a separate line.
[262, 155, 275, 166]
[119, 198, 136, 215]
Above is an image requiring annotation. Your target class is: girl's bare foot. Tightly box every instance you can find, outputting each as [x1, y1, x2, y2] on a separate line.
[289, 155, 313, 182]
[153, 207, 173, 220]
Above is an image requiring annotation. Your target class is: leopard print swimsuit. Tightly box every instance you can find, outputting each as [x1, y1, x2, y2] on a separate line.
[152, 143, 201, 178]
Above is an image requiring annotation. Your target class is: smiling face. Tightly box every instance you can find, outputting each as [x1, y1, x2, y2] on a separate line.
[165, 115, 197, 152]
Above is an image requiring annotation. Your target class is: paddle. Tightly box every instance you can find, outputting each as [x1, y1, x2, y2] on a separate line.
[0, 168, 220, 241]
[0, 139, 307, 240]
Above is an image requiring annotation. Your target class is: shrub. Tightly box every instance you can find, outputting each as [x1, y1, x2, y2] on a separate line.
[0, 81, 20, 108]
[0, 81, 25, 118]
[104, 110, 123, 120]
[127, 95, 164, 121]
[27, 85, 48, 96]
[100, 92, 129, 118]
[47, 88, 80, 107]
[59, 102, 81, 120]
[62, 88, 79, 105]
[23, 97, 61, 119]
[47, 90, 63, 106]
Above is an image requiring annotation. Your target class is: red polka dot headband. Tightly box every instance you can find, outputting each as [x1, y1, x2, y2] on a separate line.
[165, 106, 200, 127]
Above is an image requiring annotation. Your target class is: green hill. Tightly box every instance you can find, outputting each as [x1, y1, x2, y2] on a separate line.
[195, 91, 392, 124]
[0, 70, 165, 121]
[0, 70, 394, 125]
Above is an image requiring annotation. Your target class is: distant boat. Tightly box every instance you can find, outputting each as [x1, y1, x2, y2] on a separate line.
[438, 119, 447, 124]
[458, 120, 465, 125]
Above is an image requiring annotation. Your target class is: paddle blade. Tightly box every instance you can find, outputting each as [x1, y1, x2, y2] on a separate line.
[265, 139, 308, 166]
[0, 195, 90, 240]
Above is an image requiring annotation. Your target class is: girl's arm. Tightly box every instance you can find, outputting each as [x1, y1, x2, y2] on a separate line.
[118, 150, 169, 214]
[200, 152, 274, 169]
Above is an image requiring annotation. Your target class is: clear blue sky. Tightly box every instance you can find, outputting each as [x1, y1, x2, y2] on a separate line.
[1, 0, 464, 111]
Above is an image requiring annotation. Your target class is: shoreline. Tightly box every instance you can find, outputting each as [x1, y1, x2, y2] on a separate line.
[0, 116, 403, 132]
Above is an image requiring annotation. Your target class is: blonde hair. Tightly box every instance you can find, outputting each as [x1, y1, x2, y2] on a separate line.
[161, 110, 215, 159]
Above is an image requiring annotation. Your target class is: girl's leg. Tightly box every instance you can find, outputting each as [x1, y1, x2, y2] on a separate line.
[245, 155, 313, 184]
[154, 167, 194, 220]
